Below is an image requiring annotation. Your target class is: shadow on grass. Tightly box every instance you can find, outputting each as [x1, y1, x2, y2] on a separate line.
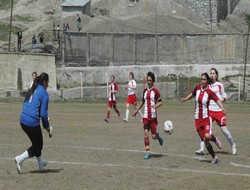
[29, 168, 64, 174]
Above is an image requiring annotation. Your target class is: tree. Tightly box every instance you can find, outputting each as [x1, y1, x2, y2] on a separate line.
[242, 14, 250, 101]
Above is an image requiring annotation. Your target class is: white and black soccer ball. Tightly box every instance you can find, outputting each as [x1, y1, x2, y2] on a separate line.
[163, 120, 174, 134]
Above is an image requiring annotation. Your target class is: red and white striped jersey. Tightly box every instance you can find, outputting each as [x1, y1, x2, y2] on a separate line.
[192, 84, 219, 119]
[142, 86, 161, 119]
[108, 82, 118, 101]
[209, 81, 227, 112]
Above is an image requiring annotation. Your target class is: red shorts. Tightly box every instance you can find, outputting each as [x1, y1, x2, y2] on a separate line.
[108, 101, 117, 108]
[143, 118, 158, 135]
[195, 117, 211, 136]
[209, 110, 226, 126]
[126, 94, 137, 105]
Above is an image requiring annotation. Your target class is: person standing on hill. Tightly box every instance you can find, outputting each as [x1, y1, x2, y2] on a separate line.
[76, 14, 81, 32]
[104, 75, 121, 123]
[17, 31, 22, 51]
[123, 72, 142, 122]
[132, 71, 163, 160]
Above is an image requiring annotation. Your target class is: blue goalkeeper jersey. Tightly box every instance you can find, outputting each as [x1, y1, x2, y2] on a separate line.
[20, 84, 49, 128]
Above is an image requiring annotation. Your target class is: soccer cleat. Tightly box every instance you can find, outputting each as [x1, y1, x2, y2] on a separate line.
[104, 118, 109, 123]
[232, 143, 237, 155]
[211, 156, 218, 164]
[144, 152, 151, 159]
[14, 156, 22, 174]
[158, 133, 163, 146]
[39, 160, 47, 171]
[195, 149, 205, 155]
[123, 118, 128, 122]
[215, 137, 222, 149]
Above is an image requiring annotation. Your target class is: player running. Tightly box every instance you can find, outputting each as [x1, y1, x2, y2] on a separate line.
[196, 68, 237, 155]
[132, 71, 163, 159]
[14, 72, 52, 173]
[123, 72, 142, 122]
[181, 72, 226, 164]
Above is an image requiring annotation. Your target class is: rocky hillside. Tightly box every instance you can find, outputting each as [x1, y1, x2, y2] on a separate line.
[0, 0, 249, 51]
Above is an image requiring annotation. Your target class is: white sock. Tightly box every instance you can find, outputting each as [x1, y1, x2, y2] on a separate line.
[200, 140, 205, 151]
[138, 110, 143, 118]
[36, 155, 46, 164]
[125, 109, 129, 120]
[18, 150, 29, 162]
[221, 126, 234, 146]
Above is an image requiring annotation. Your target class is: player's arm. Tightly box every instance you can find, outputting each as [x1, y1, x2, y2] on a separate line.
[132, 99, 144, 117]
[154, 97, 162, 109]
[181, 93, 194, 102]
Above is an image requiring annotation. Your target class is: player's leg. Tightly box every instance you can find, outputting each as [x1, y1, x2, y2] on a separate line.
[196, 126, 205, 155]
[104, 102, 111, 122]
[204, 139, 218, 164]
[113, 103, 120, 118]
[151, 119, 163, 146]
[220, 125, 237, 154]
[123, 102, 130, 122]
[144, 122, 151, 159]
[195, 120, 205, 155]
[216, 114, 237, 155]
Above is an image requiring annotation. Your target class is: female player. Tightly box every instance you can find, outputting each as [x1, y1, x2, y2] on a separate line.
[15, 72, 52, 173]
[29, 71, 37, 89]
[181, 72, 226, 164]
[104, 75, 120, 123]
[132, 71, 163, 159]
[123, 72, 142, 122]
[196, 68, 237, 155]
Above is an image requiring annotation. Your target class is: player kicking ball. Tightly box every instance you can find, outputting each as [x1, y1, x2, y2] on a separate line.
[132, 71, 163, 159]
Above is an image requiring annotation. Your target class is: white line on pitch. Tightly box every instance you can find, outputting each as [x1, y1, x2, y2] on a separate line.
[2, 143, 250, 170]
[1, 157, 250, 177]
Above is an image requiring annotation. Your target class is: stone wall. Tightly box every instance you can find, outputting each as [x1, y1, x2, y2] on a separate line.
[0, 53, 57, 91]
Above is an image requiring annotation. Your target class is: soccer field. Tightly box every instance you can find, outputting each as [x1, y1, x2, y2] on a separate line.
[0, 101, 250, 190]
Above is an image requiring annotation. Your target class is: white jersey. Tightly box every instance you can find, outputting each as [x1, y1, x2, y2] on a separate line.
[209, 81, 227, 112]
[127, 79, 136, 95]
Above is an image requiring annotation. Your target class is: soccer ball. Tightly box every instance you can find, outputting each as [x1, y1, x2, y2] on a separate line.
[163, 120, 174, 134]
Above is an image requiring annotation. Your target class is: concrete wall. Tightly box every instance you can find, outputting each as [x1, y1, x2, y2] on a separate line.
[62, 33, 247, 67]
[0, 53, 57, 91]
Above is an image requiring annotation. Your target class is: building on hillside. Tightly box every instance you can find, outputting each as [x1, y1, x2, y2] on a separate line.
[61, 0, 91, 18]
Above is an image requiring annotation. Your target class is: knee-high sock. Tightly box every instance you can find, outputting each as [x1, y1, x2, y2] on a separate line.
[18, 150, 30, 163]
[199, 140, 205, 151]
[138, 110, 143, 118]
[221, 126, 234, 146]
[125, 109, 129, 120]
[106, 111, 110, 119]
[206, 142, 216, 158]
[144, 136, 150, 152]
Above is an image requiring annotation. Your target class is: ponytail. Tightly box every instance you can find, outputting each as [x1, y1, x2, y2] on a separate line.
[25, 72, 49, 101]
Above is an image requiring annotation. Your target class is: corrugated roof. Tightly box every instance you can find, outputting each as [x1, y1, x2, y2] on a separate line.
[61, 0, 90, 7]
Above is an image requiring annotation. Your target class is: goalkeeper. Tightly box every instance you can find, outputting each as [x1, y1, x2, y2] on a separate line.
[14, 72, 52, 174]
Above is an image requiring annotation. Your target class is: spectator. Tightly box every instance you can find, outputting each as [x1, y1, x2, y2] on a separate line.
[76, 14, 81, 32]
[57, 24, 60, 40]
[52, 23, 56, 40]
[32, 34, 37, 48]
[17, 31, 22, 52]
[63, 23, 67, 33]
[66, 23, 70, 36]
[39, 32, 44, 43]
